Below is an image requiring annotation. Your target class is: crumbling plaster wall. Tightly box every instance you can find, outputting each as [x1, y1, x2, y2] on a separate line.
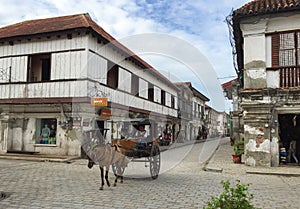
[239, 13, 300, 167]
[243, 21, 267, 89]
[241, 103, 279, 167]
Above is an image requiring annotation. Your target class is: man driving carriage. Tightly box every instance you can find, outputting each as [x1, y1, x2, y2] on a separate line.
[137, 125, 148, 138]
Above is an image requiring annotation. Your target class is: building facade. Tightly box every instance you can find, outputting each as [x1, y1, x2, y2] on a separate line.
[0, 13, 179, 156]
[175, 82, 209, 141]
[231, 0, 300, 166]
[222, 79, 244, 143]
[190, 83, 209, 140]
[174, 82, 193, 142]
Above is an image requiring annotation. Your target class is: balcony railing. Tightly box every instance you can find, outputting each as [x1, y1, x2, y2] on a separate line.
[280, 67, 300, 88]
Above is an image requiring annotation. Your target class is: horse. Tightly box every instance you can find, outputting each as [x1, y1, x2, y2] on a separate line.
[82, 131, 129, 190]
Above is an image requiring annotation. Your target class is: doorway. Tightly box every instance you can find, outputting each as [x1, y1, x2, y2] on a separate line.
[278, 114, 300, 165]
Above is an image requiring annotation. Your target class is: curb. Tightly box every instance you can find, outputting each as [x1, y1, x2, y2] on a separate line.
[246, 171, 300, 177]
[203, 167, 223, 173]
[0, 155, 79, 163]
[202, 143, 222, 173]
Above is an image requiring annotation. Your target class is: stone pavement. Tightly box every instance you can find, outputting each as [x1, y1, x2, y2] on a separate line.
[204, 137, 300, 176]
[0, 152, 79, 163]
[1, 138, 300, 208]
[0, 139, 205, 163]
[2, 137, 300, 177]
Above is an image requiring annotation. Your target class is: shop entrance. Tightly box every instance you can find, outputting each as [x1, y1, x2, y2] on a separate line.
[278, 114, 300, 165]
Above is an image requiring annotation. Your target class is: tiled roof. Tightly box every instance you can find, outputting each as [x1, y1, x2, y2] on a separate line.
[0, 13, 90, 39]
[221, 78, 237, 88]
[174, 82, 209, 101]
[0, 13, 176, 89]
[234, 0, 300, 17]
[232, 0, 300, 85]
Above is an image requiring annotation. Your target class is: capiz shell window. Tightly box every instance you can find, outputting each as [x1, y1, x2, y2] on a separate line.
[36, 118, 57, 144]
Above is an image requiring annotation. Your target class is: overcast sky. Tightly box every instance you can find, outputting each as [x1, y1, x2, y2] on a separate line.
[0, 0, 250, 111]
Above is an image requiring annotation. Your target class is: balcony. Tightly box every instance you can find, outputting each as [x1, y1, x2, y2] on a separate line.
[279, 67, 300, 88]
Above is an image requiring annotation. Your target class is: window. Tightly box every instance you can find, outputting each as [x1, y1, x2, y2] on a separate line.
[161, 90, 166, 105]
[148, 83, 154, 102]
[107, 60, 118, 89]
[27, 54, 51, 82]
[272, 32, 300, 67]
[36, 118, 57, 144]
[131, 74, 139, 96]
[171, 95, 175, 108]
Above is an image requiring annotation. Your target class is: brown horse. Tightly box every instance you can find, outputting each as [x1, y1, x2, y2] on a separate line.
[86, 144, 129, 190]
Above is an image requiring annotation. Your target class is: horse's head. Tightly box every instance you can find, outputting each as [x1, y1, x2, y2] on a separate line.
[87, 155, 95, 169]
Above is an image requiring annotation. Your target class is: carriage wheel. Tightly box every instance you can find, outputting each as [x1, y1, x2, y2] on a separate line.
[112, 163, 125, 176]
[149, 145, 160, 179]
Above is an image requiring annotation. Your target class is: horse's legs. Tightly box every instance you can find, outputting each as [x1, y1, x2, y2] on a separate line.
[114, 174, 119, 187]
[113, 166, 124, 187]
[99, 166, 104, 190]
[105, 168, 110, 187]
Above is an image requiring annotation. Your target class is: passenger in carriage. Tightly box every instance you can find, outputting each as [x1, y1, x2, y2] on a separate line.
[137, 125, 148, 138]
[134, 125, 149, 142]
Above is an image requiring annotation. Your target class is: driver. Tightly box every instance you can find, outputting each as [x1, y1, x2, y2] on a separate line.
[137, 125, 148, 139]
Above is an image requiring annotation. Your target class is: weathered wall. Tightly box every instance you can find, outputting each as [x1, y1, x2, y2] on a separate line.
[0, 119, 8, 154]
[238, 13, 300, 167]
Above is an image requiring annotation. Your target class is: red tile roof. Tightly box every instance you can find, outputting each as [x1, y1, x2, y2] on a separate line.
[174, 82, 209, 101]
[234, 0, 300, 17]
[0, 13, 177, 89]
[221, 78, 237, 88]
[0, 13, 117, 42]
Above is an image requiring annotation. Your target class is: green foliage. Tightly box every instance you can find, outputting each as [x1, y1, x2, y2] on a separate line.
[203, 179, 261, 209]
[233, 140, 244, 155]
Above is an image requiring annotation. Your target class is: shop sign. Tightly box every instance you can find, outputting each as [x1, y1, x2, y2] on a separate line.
[91, 98, 108, 107]
[100, 109, 111, 117]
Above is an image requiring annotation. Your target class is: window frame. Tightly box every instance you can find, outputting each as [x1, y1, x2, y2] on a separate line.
[27, 53, 51, 82]
[271, 31, 300, 67]
[106, 60, 119, 89]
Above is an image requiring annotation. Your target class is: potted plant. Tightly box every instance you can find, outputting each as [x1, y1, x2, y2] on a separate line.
[232, 140, 244, 163]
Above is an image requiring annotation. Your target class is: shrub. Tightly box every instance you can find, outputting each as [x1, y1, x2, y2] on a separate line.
[233, 140, 244, 155]
[203, 179, 261, 209]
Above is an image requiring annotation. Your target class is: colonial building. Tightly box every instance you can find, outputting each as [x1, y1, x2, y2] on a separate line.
[0, 13, 179, 157]
[222, 79, 244, 142]
[204, 105, 219, 138]
[175, 82, 209, 141]
[190, 83, 209, 140]
[174, 82, 193, 142]
[205, 105, 229, 138]
[231, 0, 300, 166]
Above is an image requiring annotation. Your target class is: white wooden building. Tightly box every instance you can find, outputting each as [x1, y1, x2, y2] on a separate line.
[0, 13, 179, 157]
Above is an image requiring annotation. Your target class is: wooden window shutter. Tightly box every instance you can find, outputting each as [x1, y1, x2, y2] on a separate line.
[271, 34, 280, 67]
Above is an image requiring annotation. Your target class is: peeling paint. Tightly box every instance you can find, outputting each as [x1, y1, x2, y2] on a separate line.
[246, 139, 270, 153]
[245, 156, 256, 166]
[246, 68, 266, 79]
[245, 60, 266, 69]
[244, 125, 264, 135]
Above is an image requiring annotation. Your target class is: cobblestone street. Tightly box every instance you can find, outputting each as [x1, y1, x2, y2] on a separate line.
[1, 139, 300, 209]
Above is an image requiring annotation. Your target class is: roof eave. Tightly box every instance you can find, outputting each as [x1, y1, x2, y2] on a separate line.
[0, 27, 88, 43]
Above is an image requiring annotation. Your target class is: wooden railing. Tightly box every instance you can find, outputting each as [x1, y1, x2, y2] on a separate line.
[280, 67, 300, 88]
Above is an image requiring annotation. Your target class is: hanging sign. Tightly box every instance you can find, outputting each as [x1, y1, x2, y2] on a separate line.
[99, 109, 111, 117]
[91, 98, 108, 107]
